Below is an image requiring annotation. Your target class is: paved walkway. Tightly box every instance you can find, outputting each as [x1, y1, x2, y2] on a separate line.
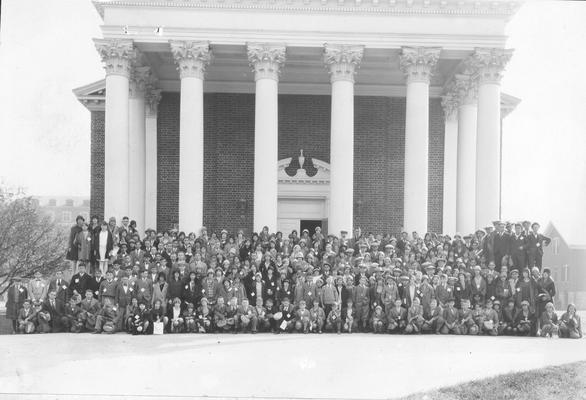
[1, 333, 584, 399]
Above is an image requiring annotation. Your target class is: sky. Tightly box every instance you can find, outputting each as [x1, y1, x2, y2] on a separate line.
[0, 0, 584, 239]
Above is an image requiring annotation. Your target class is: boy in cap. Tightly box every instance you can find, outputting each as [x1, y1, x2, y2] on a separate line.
[295, 300, 311, 333]
[386, 298, 407, 334]
[99, 270, 118, 306]
[132, 301, 151, 335]
[371, 305, 386, 334]
[17, 299, 36, 334]
[353, 276, 371, 332]
[481, 299, 499, 336]
[183, 303, 198, 333]
[526, 222, 551, 270]
[63, 296, 84, 333]
[404, 297, 424, 334]
[80, 289, 101, 332]
[439, 298, 459, 335]
[237, 298, 258, 333]
[196, 297, 212, 333]
[277, 297, 295, 333]
[457, 299, 477, 335]
[421, 298, 442, 334]
[94, 302, 119, 334]
[33, 301, 51, 333]
[326, 302, 342, 334]
[253, 297, 269, 332]
[309, 298, 325, 334]
[123, 297, 139, 333]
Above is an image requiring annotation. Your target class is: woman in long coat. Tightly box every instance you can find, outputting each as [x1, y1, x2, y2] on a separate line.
[74, 223, 93, 265]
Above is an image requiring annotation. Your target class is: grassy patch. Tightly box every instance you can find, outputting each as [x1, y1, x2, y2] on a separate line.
[401, 361, 586, 400]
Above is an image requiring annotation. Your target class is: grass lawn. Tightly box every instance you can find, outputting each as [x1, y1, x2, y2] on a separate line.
[401, 361, 586, 400]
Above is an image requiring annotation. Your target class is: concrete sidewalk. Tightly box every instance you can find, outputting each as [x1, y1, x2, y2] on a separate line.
[1, 333, 585, 399]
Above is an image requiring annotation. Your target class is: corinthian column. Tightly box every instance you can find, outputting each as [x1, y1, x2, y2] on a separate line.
[170, 41, 211, 235]
[247, 43, 286, 233]
[471, 48, 513, 228]
[454, 73, 478, 234]
[323, 44, 364, 238]
[399, 46, 441, 235]
[441, 90, 458, 235]
[94, 39, 136, 222]
[145, 86, 161, 231]
[128, 65, 153, 233]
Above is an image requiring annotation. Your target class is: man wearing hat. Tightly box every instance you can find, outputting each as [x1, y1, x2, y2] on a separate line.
[353, 276, 371, 332]
[492, 221, 510, 270]
[509, 223, 528, 269]
[526, 222, 551, 270]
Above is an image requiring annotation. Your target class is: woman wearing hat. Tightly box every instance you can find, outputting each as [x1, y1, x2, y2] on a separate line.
[515, 268, 536, 313]
[538, 302, 559, 338]
[559, 303, 582, 339]
[514, 300, 536, 336]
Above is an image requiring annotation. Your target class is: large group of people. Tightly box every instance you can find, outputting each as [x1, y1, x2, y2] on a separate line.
[4, 215, 582, 339]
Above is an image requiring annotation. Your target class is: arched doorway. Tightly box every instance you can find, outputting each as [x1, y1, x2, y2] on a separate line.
[277, 150, 330, 235]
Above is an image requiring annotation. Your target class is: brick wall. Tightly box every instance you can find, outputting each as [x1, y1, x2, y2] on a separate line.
[428, 98, 445, 234]
[157, 93, 180, 232]
[90, 111, 105, 221]
[91, 93, 445, 236]
[354, 96, 406, 236]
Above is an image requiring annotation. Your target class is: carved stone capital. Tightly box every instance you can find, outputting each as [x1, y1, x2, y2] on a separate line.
[129, 66, 155, 99]
[145, 87, 162, 117]
[323, 44, 364, 83]
[169, 41, 212, 80]
[247, 43, 286, 81]
[454, 73, 478, 106]
[469, 47, 513, 85]
[94, 39, 136, 78]
[441, 90, 458, 121]
[399, 46, 441, 84]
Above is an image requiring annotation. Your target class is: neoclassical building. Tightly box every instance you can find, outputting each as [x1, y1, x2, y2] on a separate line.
[75, 0, 521, 237]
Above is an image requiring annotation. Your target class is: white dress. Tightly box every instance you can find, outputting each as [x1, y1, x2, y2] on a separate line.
[99, 231, 108, 261]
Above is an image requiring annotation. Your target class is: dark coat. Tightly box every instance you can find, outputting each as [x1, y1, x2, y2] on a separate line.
[6, 284, 28, 319]
[69, 273, 92, 298]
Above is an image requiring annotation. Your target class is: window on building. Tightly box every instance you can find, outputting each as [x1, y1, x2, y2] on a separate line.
[562, 264, 569, 282]
[62, 211, 71, 223]
[553, 237, 560, 255]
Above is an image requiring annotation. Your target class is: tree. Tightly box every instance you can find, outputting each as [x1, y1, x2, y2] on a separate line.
[0, 196, 67, 296]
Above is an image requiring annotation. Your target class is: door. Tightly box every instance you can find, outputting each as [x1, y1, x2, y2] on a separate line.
[300, 220, 322, 235]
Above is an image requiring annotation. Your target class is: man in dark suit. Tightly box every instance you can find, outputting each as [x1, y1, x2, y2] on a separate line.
[526, 222, 551, 270]
[43, 290, 66, 332]
[88, 269, 105, 299]
[5, 277, 28, 333]
[492, 221, 510, 270]
[69, 263, 92, 298]
[48, 270, 70, 305]
[509, 223, 528, 269]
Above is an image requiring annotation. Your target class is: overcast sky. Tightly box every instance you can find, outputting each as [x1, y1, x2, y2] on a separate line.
[0, 0, 584, 237]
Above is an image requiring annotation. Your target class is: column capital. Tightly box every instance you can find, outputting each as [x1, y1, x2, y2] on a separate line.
[469, 47, 514, 85]
[145, 87, 162, 117]
[399, 46, 441, 84]
[169, 41, 212, 80]
[94, 39, 136, 78]
[441, 90, 458, 121]
[454, 73, 478, 106]
[323, 44, 364, 83]
[129, 65, 155, 99]
[247, 43, 286, 82]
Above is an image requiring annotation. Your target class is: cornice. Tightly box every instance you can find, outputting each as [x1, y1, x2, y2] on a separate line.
[93, 0, 523, 18]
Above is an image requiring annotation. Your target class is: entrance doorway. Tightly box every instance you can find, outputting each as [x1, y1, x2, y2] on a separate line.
[300, 220, 322, 235]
